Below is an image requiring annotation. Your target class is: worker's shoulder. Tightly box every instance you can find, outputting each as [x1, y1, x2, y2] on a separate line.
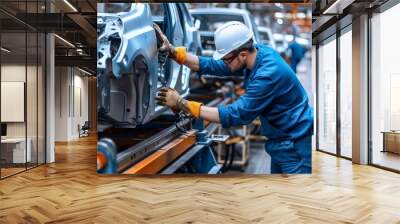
[255, 43, 275, 56]
[255, 44, 288, 74]
[253, 45, 296, 83]
[256, 44, 284, 65]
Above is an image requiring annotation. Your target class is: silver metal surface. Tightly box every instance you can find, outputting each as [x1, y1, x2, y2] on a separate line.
[97, 3, 198, 128]
[117, 118, 192, 172]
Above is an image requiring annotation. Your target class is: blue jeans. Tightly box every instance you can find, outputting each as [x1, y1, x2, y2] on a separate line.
[265, 135, 312, 174]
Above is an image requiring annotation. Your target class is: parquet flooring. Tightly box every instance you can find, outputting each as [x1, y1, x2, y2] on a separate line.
[1, 135, 400, 223]
[1, 167, 26, 178]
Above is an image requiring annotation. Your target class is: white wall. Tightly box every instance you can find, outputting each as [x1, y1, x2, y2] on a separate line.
[72, 73, 89, 138]
[54, 67, 89, 141]
[55, 67, 69, 141]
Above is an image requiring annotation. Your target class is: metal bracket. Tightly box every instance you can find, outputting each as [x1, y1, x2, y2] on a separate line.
[209, 134, 230, 143]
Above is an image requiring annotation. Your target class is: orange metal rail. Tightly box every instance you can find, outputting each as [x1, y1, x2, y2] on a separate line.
[122, 130, 197, 174]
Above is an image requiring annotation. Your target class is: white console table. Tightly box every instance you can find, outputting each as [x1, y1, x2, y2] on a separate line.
[1, 138, 31, 163]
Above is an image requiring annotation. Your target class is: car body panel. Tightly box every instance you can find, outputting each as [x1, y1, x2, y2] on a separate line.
[176, 3, 201, 55]
[97, 3, 195, 129]
[98, 3, 158, 128]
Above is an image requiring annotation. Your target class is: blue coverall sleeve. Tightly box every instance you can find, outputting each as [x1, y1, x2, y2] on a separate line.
[218, 72, 276, 128]
[198, 56, 242, 76]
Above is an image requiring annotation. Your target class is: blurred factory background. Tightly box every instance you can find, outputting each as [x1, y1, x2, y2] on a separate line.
[189, 3, 311, 53]
[188, 3, 313, 108]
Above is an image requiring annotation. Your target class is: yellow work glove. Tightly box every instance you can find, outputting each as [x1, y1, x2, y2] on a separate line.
[156, 87, 202, 118]
[174, 47, 187, 65]
[153, 23, 187, 65]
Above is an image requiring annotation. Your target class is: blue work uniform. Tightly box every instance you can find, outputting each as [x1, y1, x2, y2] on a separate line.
[288, 41, 307, 73]
[198, 44, 313, 174]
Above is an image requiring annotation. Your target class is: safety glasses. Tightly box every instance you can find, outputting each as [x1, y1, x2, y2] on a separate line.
[222, 51, 239, 65]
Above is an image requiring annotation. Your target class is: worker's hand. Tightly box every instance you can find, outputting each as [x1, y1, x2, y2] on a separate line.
[153, 23, 175, 57]
[156, 87, 181, 111]
[153, 23, 187, 64]
[156, 87, 203, 118]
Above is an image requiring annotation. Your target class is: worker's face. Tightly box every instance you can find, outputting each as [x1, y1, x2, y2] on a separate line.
[223, 51, 247, 73]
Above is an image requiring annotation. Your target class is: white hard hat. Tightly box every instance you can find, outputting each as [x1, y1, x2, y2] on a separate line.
[213, 21, 254, 60]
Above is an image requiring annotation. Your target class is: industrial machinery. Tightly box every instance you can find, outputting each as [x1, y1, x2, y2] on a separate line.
[97, 93, 234, 175]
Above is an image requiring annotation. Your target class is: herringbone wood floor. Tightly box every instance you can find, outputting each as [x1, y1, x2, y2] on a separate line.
[1, 135, 400, 223]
